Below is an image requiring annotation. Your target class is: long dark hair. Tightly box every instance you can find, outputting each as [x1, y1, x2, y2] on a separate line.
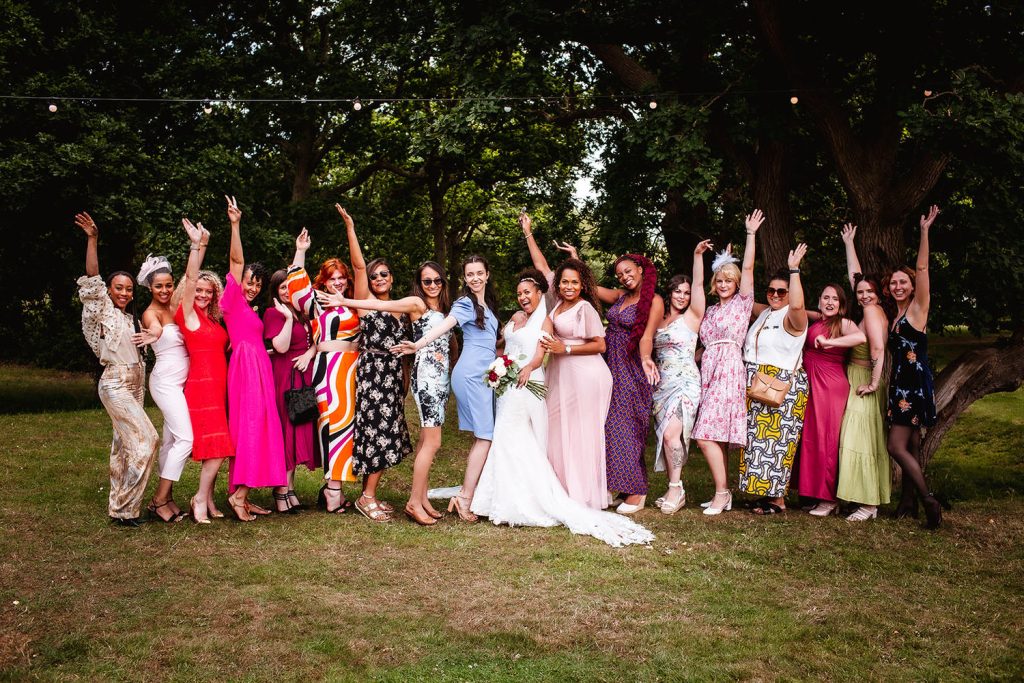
[411, 261, 450, 314]
[553, 258, 602, 315]
[460, 255, 498, 328]
[613, 254, 657, 354]
[268, 269, 309, 325]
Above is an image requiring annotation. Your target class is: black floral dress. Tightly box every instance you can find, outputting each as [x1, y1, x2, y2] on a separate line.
[353, 310, 412, 475]
[886, 313, 937, 428]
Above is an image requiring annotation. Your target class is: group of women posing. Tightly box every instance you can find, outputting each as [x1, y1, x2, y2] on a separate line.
[77, 198, 942, 538]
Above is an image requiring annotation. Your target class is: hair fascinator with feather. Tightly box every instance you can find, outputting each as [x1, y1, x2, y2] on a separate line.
[136, 254, 172, 289]
[711, 249, 739, 273]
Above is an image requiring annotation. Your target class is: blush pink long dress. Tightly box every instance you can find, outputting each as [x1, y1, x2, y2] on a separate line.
[221, 273, 287, 492]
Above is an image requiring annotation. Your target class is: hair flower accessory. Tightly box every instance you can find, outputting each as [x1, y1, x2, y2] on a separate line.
[711, 248, 739, 273]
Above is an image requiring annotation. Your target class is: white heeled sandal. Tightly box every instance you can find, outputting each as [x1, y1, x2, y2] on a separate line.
[846, 505, 877, 521]
[659, 482, 686, 515]
[702, 490, 732, 516]
[808, 501, 839, 517]
[616, 495, 647, 515]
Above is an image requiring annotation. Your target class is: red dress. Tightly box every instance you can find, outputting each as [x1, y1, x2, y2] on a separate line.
[796, 319, 850, 502]
[175, 305, 233, 460]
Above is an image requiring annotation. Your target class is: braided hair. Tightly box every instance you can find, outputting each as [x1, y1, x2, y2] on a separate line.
[613, 254, 657, 354]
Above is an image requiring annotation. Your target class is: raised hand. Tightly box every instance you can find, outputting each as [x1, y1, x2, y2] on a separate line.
[74, 212, 98, 238]
[199, 224, 210, 245]
[920, 205, 940, 232]
[553, 240, 579, 261]
[694, 239, 713, 256]
[272, 297, 291, 318]
[519, 212, 532, 235]
[788, 243, 808, 269]
[182, 217, 203, 244]
[744, 209, 765, 235]
[225, 195, 241, 224]
[840, 223, 857, 245]
[295, 227, 311, 252]
[335, 204, 354, 230]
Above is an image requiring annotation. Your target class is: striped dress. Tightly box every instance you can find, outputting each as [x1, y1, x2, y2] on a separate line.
[286, 266, 361, 482]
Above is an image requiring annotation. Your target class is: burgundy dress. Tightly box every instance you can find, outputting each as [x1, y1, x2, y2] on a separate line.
[263, 307, 318, 472]
[603, 297, 654, 496]
[796, 320, 850, 502]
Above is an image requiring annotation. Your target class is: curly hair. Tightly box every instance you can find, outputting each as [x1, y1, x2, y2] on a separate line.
[517, 267, 549, 294]
[613, 254, 658, 354]
[196, 269, 224, 322]
[552, 258, 602, 315]
[313, 258, 354, 297]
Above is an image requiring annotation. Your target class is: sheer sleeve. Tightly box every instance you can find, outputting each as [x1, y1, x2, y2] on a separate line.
[579, 302, 606, 339]
[451, 297, 474, 328]
[286, 265, 320, 319]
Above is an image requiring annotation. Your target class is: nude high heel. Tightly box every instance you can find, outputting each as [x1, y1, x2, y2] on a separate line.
[448, 494, 478, 523]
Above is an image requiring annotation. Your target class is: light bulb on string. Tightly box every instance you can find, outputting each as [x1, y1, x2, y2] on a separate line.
[48, 102, 58, 112]
[648, 98, 658, 109]
[503, 103, 512, 113]
[352, 97, 363, 111]
[790, 96, 799, 105]
[202, 101, 212, 114]
[300, 96, 308, 104]
[923, 89, 933, 97]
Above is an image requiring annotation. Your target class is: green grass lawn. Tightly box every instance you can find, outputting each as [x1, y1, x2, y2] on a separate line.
[0, 359, 1022, 681]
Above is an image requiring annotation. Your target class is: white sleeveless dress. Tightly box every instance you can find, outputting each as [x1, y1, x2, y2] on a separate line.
[471, 300, 654, 548]
[149, 322, 194, 481]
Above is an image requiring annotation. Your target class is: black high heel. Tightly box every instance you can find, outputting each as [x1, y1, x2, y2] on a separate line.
[273, 492, 298, 514]
[321, 484, 350, 514]
[288, 489, 306, 510]
[922, 494, 943, 530]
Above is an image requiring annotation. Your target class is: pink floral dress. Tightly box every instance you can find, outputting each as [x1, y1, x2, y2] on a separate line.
[692, 292, 753, 448]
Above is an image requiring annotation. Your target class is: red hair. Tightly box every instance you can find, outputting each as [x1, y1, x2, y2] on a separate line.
[313, 258, 353, 297]
[614, 253, 657, 355]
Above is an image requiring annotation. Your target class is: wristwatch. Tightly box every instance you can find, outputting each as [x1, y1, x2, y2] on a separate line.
[565, 345, 573, 355]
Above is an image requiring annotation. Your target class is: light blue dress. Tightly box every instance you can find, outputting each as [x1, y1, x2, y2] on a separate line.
[450, 297, 498, 439]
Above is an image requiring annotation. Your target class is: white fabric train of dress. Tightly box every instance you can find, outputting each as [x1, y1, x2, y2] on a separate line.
[471, 299, 654, 548]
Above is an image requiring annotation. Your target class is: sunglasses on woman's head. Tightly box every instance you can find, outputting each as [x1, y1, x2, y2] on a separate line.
[420, 277, 444, 286]
[369, 270, 391, 281]
[766, 287, 789, 296]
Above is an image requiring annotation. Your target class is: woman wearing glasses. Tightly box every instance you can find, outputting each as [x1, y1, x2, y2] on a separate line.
[737, 246, 809, 515]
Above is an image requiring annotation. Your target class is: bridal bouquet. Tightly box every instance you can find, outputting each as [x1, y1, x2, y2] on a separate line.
[483, 354, 547, 400]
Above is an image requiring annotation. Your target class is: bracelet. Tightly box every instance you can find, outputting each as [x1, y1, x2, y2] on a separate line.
[789, 268, 800, 274]
[199, 241, 208, 248]
[523, 233, 534, 240]
[565, 344, 572, 355]
[190, 245, 201, 251]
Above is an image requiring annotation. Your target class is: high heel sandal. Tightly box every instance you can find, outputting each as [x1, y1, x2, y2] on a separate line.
[273, 492, 298, 515]
[424, 506, 443, 519]
[190, 496, 211, 525]
[846, 505, 878, 521]
[659, 482, 686, 515]
[288, 489, 305, 510]
[808, 501, 839, 517]
[227, 494, 256, 522]
[404, 504, 437, 526]
[922, 494, 943, 530]
[320, 484, 350, 515]
[148, 499, 186, 523]
[703, 490, 733, 516]
[447, 494, 478, 523]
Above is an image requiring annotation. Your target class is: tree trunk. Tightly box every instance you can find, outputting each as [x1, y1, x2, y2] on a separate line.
[920, 327, 1024, 470]
[289, 122, 319, 203]
[659, 189, 704, 274]
[748, 139, 794, 275]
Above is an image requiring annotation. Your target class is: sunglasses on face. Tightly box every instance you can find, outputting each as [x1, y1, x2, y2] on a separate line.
[766, 287, 789, 296]
[369, 270, 391, 281]
[420, 277, 444, 286]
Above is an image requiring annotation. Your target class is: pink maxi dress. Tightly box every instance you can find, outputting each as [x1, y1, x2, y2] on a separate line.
[796, 319, 850, 502]
[546, 299, 614, 509]
[692, 292, 753, 448]
[221, 273, 287, 492]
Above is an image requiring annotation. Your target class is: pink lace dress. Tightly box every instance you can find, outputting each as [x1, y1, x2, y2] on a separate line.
[692, 292, 753, 448]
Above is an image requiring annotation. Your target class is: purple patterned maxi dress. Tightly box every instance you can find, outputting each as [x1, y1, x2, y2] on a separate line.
[603, 297, 654, 496]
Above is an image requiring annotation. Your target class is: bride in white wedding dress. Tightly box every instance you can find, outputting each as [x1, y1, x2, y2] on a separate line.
[471, 271, 654, 548]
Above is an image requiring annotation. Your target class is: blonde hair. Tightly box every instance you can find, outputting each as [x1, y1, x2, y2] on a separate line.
[195, 270, 224, 322]
[709, 263, 741, 296]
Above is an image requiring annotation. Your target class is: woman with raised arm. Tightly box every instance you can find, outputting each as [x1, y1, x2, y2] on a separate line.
[650, 239, 713, 514]
[692, 210, 763, 515]
[219, 195, 286, 521]
[738, 245, 810, 516]
[319, 261, 451, 525]
[74, 212, 159, 527]
[537, 259, 613, 509]
[286, 207, 367, 514]
[832, 224, 891, 520]
[798, 285, 865, 517]
[263, 266, 318, 512]
[136, 255, 192, 522]
[885, 206, 942, 529]
[176, 219, 232, 523]
[392, 256, 499, 522]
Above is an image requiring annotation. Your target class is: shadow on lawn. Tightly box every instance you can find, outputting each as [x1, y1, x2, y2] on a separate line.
[0, 365, 99, 414]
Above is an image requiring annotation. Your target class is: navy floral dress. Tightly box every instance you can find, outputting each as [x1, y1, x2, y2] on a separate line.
[411, 309, 451, 427]
[353, 310, 412, 475]
[886, 314, 937, 428]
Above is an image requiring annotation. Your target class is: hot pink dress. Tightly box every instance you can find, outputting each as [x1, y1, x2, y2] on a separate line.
[796, 320, 850, 502]
[692, 292, 753, 448]
[221, 273, 287, 491]
[546, 300, 613, 510]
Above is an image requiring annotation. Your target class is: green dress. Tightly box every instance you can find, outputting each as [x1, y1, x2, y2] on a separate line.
[835, 343, 891, 505]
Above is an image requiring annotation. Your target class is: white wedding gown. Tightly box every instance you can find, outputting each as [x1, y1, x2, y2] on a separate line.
[471, 299, 654, 548]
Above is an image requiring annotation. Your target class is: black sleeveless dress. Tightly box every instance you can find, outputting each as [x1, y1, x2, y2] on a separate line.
[886, 313, 937, 428]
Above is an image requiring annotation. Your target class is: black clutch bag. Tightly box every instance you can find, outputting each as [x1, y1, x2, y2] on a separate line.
[284, 369, 318, 425]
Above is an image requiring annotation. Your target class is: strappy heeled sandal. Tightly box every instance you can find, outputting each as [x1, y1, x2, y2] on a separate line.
[659, 482, 686, 515]
[148, 499, 185, 523]
[273, 492, 298, 515]
[447, 494, 478, 523]
[287, 489, 305, 510]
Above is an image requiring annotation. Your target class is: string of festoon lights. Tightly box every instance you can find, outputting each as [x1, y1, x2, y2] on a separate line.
[0, 90, 843, 114]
